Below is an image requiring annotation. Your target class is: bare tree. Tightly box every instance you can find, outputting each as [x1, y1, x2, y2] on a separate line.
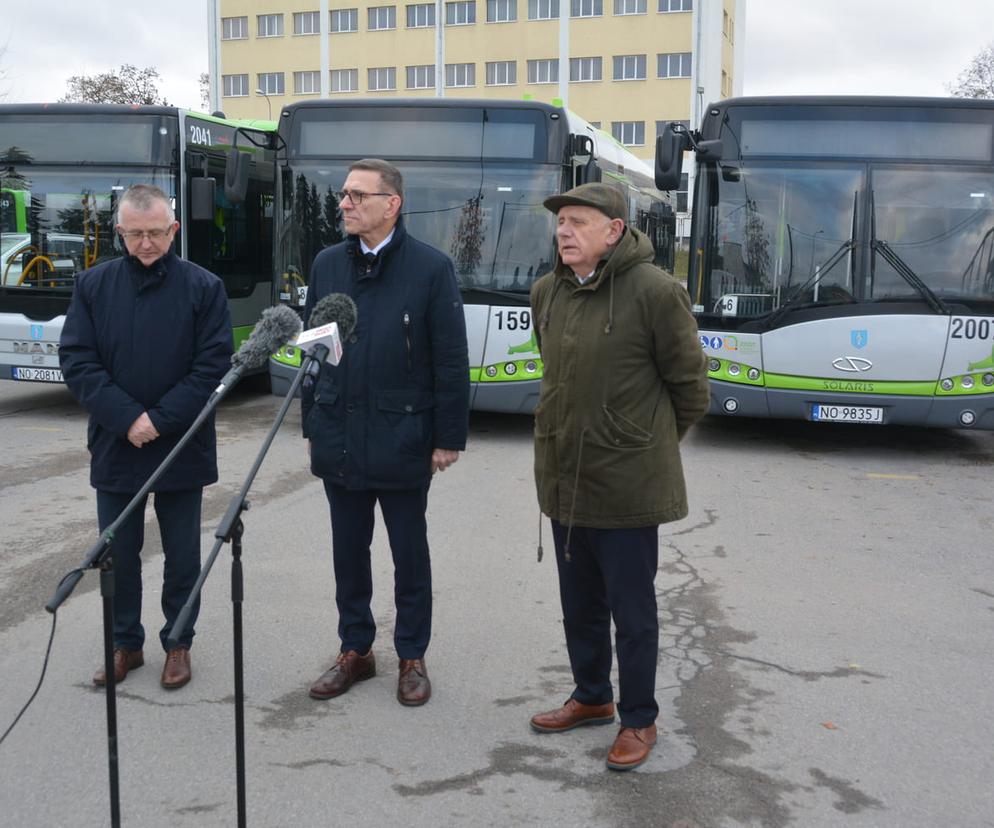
[60, 64, 169, 105]
[947, 42, 994, 99]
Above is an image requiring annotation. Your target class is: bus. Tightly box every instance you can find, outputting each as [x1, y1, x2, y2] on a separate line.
[0, 104, 277, 385]
[268, 98, 675, 412]
[656, 96, 994, 429]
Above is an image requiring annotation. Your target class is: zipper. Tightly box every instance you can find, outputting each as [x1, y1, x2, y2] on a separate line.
[403, 311, 412, 371]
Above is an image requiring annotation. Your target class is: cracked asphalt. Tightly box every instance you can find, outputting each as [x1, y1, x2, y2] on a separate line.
[1, 381, 993, 827]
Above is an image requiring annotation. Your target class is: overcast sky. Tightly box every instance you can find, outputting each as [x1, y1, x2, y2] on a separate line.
[1, 1, 992, 107]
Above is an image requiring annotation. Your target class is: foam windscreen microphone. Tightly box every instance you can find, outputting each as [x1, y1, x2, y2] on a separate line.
[296, 293, 358, 387]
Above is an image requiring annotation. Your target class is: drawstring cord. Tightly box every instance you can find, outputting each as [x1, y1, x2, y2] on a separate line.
[563, 427, 587, 563]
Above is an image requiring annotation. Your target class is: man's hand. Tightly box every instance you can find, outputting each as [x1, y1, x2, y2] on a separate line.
[431, 448, 460, 473]
[127, 412, 160, 448]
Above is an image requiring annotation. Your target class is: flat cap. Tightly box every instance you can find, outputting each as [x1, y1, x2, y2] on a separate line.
[543, 182, 627, 222]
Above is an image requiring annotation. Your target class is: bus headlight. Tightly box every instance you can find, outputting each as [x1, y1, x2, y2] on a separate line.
[707, 358, 721, 372]
[940, 378, 954, 391]
[504, 362, 517, 376]
[960, 410, 976, 426]
[983, 373, 994, 387]
[723, 397, 739, 413]
[961, 375, 975, 389]
[727, 363, 741, 376]
[485, 365, 498, 378]
[747, 367, 760, 381]
[524, 361, 538, 373]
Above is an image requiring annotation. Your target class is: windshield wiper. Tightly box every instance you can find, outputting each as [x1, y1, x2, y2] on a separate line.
[869, 191, 950, 315]
[762, 238, 856, 329]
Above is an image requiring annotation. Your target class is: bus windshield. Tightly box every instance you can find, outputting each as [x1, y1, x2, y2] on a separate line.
[870, 167, 994, 302]
[276, 161, 559, 302]
[702, 163, 861, 317]
[0, 167, 173, 290]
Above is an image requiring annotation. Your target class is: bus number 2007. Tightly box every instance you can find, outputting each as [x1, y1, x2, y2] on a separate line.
[951, 318, 992, 340]
[494, 310, 531, 331]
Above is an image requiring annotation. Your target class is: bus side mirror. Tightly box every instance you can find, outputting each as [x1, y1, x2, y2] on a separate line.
[225, 149, 251, 204]
[190, 177, 216, 221]
[655, 127, 689, 190]
[571, 134, 593, 164]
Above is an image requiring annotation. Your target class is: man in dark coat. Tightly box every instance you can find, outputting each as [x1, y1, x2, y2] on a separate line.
[528, 182, 709, 770]
[60, 184, 232, 689]
[302, 158, 469, 707]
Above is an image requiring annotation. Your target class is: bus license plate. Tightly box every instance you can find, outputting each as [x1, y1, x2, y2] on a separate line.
[811, 403, 883, 424]
[12, 367, 64, 383]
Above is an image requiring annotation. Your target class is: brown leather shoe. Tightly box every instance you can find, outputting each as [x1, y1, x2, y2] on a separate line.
[530, 698, 616, 733]
[309, 650, 376, 700]
[606, 724, 657, 771]
[397, 658, 431, 706]
[93, 648, 144, 686]
[161, 647, 192, 689]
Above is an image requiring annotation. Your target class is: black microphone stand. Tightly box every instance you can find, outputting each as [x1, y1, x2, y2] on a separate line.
[45, 364, 252, 828]
[167, 345, 326, 828]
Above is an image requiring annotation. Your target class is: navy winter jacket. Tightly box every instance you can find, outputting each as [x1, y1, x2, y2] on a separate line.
[301, 217, 470, 490]
[60, 250, 233, 494]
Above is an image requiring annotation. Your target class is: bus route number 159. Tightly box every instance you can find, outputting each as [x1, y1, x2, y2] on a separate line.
[494, 309, 531, 331]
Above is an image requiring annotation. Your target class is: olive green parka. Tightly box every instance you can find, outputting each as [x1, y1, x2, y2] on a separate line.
[530, 225, 710, 529]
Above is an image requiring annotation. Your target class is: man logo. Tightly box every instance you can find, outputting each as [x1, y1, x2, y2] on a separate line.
[851, 329, 868, 349]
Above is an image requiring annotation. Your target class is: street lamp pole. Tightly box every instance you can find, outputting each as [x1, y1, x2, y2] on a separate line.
[255, 88, 272, 120]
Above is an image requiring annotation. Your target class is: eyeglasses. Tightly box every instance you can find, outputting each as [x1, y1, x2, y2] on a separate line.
[118, 227, 174, 242]
[335, 189, 395, 205]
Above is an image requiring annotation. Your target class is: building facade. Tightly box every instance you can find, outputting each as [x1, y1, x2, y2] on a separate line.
[208, 0, 745, 166]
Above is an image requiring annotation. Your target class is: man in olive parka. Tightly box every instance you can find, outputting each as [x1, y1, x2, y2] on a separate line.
[528, 182, 709, 771]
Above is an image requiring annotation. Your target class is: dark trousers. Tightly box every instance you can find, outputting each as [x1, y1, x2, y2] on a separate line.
[323, 480, 432, 660]
[96, 488, 203, 652]
[551, 520, 660, 729]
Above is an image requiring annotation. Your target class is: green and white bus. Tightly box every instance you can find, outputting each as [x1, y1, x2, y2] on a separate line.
[0, 103, 277, 384]
[657, 96, 994, 429]
[269, 98, 676, 412]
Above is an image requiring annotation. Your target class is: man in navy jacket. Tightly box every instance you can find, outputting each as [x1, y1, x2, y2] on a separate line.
[60, 184, 232, 689]
[302, 158, 469, 706]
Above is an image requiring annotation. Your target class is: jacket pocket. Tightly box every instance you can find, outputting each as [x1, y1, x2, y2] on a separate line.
[601, 404, 654, 448]
[373, 390, 434, 457]
[308, 386, 347, 476]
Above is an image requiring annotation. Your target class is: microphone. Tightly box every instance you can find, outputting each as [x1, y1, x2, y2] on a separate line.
[298, 293, 358, 388]
[214, 304, 303, 398]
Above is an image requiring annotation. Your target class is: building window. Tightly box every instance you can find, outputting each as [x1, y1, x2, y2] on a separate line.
[445, 62, 476, 87]
[257, 72, 285, 95]
[613, 54, 646, 81]
[294, 71, 321, 94]
[406, 3, 436, 26]
[486, 60, 517, 85]
[659, 0, 690, 10]
[614, 0, 645, 12]
[257, 14, 284, 37]
[571, 0, 602, 16]
[221, 16, 248, 39]
[331, 8, 359, 31]
[406, 64, 436, 89]
[331, 68, 359, 92]
[527, 59, 559, 84]
[222, 74, 249, 97]
[368, 6, 397, 29]
[368, 66, 397, 91]
[528, 0, 559, 17]
[293, 11, 321, 34]
[677, 172, 689, 212]
[611, 120, 645, 146]
[569, 57, 602, 82]
[657, 52, 691, 78]
[446, 1, 476, 24]
[487, 0, 517, 22]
